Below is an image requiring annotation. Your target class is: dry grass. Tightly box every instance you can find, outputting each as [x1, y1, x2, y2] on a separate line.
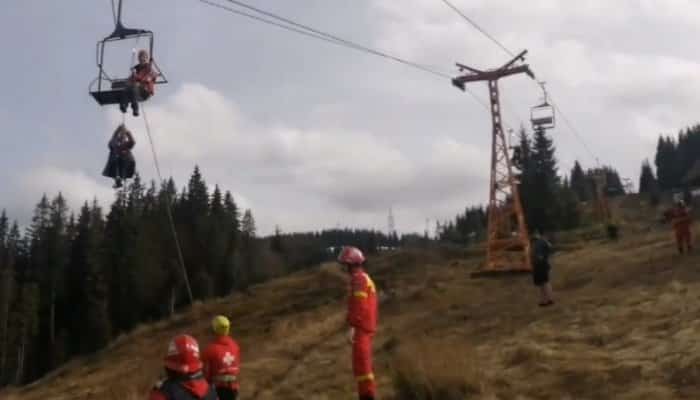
[391, 338, 490, 399]
[4, 210, 700, 399]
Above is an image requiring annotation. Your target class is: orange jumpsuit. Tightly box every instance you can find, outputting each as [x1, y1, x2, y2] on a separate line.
[348, 267, 378, 399]
[671, 206, 693, 253]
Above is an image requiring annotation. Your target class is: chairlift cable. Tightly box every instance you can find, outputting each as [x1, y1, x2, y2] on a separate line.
[439, 0, 602, 166]
[110, 0, 118, 26]
[196, 0, 506, 127]
[197, 0, 451, 79]
[439, 0, 515, 58]
[142, 106, 194, 304]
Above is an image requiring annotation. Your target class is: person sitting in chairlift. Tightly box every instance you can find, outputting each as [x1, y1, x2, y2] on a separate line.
[119, 49, 157, 117]
[103, 124, 136, 189]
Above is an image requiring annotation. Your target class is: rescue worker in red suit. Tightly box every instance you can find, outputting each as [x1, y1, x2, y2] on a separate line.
[338, 246, 378, 400]
[670, 200, 693, 254]
[203, 315, 241, 400]
[120, 49, 157, 117]
[149, 334, 218, 400]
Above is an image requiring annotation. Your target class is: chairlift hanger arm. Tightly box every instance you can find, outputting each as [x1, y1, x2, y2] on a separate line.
[456, 62, 483, 74]
[106, 0, 150, 40]
[501, 49, 528, 70]
[453, 64, 533, 85]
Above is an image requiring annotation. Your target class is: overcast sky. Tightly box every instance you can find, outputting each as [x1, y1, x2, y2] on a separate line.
[1, 0, 698, 235]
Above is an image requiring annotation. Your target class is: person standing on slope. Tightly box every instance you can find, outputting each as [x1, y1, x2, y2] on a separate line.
[203, 315, 241, 400]
[149, 334, 218, 400]
[532, 231, 554, 307]
[670, 200, 693, 254]
[338, 246, 378, 400]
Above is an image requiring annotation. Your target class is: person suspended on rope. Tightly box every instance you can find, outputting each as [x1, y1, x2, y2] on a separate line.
[119, 49, 157, 117]
[102, 124, 135, 189]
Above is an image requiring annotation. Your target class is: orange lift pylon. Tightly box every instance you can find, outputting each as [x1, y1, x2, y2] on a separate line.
[452, 50, 535, 276]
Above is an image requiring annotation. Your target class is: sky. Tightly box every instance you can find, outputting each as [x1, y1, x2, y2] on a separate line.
[1, 0, 699, 236]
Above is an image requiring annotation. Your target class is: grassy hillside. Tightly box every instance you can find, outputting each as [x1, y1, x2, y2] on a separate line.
[4, 201, 700, 399]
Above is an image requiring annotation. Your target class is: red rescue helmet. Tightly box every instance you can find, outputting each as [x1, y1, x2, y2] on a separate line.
[337, 246, 365, 266]
[164, 334, 203, 374]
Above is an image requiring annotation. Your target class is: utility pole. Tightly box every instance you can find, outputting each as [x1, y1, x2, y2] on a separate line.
[387, 207, 396, 238]
[452, 50, 534, 275]
[593, 170, 612, 223]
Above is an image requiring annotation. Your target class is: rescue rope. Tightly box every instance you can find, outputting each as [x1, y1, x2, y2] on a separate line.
[141, 106, 194, 304]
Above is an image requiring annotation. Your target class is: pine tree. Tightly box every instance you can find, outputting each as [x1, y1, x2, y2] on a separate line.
[527, 128, 559, 233]
[570, 161, 589, 201]
[45, 194, 70, 368]
[556, 187, 580, 230]
[239, 209, 257, 287]
[271, 225, 284, 253]
[639, 160, 656, 194]
[9, 281, 39, 384]
[104, 192, 140, 333]
[0, 211, 11, 382]
[66, 203, 111, 354]
[655, 136, 680, 190]
[185, 166, 213, 299]
[604, 167, 625, 196]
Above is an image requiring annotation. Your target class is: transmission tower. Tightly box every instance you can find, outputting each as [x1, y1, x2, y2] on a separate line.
[452, 50, 534, 275]
[592, 169, 612, 223]
[387, 207, 396, 237]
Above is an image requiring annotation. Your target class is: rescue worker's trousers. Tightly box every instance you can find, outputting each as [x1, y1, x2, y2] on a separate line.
[352, 330, 375, 399]
[675, 228, 693, 253]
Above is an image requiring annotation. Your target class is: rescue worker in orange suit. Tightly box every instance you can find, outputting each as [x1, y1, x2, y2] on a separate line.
[338, 246, 378, 400]
[120, 49, 156, 117]
[670, 200, 693, 254]
[203, 315, 241, 400]
[149, 334, 218, 400]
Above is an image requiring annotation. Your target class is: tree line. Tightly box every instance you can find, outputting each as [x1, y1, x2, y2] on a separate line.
[638, 124, 700, 203]
[439, 127, 625, 243]
[0, 166, 405, 387]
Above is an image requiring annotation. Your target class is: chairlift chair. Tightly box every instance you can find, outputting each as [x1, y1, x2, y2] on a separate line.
[89, 0, 167, 106]
[530, 101, 555, 131]
[530, 82, 555, 131]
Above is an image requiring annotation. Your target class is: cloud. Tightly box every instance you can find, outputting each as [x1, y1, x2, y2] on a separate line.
[18, 166, 115, 213]
[8, 0, 700, 235]
[111, 82, 492, 234]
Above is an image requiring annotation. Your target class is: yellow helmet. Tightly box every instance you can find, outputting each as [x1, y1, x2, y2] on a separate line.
[212, 315, 230, 336]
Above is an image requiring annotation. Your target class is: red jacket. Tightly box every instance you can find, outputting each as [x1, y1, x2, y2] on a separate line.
[130, 63, 156, 95]
[202, 336, 241, 390]
[149, 376, 215, 400]
[347, 268, 378, 334]
[671, 207, 692, 231]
